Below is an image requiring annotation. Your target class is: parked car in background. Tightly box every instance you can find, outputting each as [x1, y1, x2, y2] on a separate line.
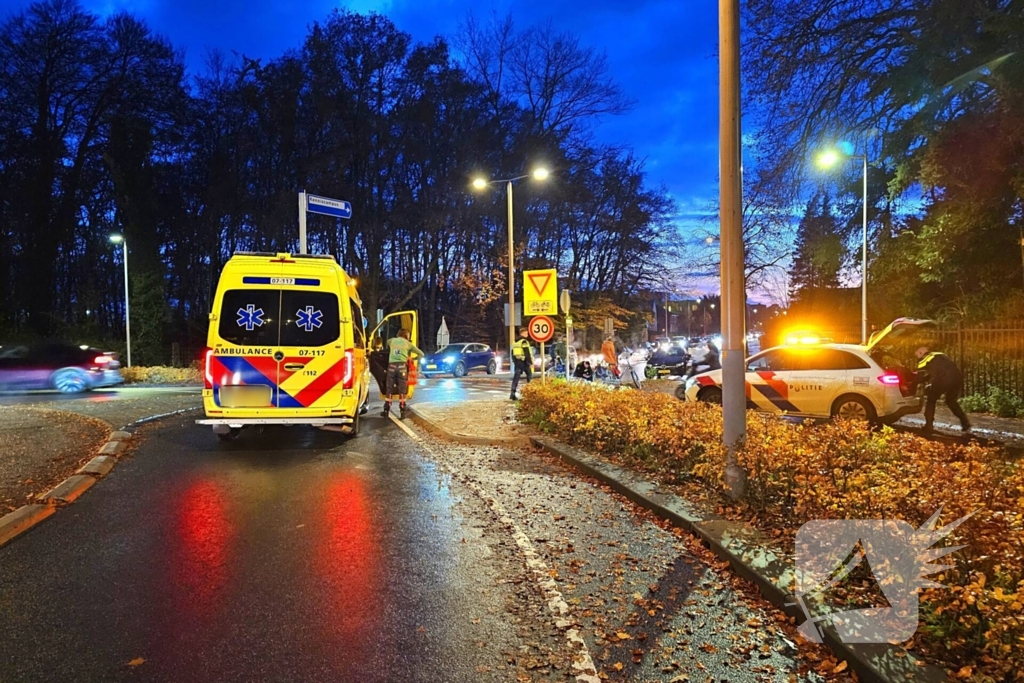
[0, 342, 124, 393]
[421, 343, 498, 378]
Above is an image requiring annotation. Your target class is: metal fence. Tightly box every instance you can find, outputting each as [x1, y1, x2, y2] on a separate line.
[934, 321, 1024, 397]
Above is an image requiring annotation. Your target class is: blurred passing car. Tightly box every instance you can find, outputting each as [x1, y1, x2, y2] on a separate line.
[0, 342, 124, 393]
[421, 343, 498, 378]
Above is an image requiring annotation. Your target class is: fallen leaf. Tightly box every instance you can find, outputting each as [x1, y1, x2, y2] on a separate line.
[832, 661, 848, 674]
[127, 658, 145, 667]
[613, 662, 624, 671]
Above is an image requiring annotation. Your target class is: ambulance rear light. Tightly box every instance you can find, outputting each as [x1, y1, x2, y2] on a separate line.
[342, 349, 355, 389]
[232, 251, 276, 257]
[203, 348, 215, 389]
[878, 373, 901, 385]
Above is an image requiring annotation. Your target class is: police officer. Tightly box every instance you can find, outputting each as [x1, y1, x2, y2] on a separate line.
[510, 328, 533, 400]
[915, 345, 971, 435]
[383, 328, 424, 419]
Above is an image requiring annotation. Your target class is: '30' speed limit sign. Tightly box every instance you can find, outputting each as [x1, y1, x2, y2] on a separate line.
[528, 315, 555, 343]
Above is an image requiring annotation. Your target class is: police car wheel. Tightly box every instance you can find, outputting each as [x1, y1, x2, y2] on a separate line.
[831, 395, 876, 422]
[486, 359, 497, 374]
[453, 361, 467, 378]
[697, 387, 722, 405]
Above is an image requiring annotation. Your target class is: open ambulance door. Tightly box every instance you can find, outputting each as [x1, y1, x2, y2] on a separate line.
[367, 310, 419, 399]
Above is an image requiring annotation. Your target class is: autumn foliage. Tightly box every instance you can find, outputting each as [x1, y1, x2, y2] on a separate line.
[519, 381, 1024, 680]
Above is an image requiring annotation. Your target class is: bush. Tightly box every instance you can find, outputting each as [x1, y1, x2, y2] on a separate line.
[960, 386, 1024, 418]
[122, 366, 202, 385]
[519, 381, 1024, 680]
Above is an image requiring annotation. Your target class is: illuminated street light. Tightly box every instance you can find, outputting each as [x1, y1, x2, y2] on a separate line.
[470, 168, 551, 353]
[109, 234, 131, 367]
[816, 146, 869, 343]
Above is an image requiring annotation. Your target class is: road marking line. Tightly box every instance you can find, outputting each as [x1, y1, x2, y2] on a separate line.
[389, 414, 600, 683]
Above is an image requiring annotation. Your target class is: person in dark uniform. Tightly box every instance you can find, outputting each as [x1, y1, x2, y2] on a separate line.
[915, 345, 971, 434]
[510, 328, 534, 400]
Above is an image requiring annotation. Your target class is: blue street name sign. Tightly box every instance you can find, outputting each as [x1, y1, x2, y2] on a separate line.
[306, 194, 352, 219]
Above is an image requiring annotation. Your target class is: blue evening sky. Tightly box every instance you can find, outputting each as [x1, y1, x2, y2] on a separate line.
[3, 0, 726, 288]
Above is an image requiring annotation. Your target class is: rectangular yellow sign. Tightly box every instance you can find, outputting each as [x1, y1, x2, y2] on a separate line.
[523, 269, 557, 315]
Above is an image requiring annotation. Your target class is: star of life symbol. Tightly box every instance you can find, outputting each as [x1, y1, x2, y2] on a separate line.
[296, 306, 323, 332]
[791, 508, 973, 644]
[236, 304, 265, 331]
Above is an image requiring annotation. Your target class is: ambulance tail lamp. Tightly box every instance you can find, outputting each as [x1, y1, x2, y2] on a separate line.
[203, 348, 215, 389]
[878, 373, 901, 385]
[342, 349, 355, 389]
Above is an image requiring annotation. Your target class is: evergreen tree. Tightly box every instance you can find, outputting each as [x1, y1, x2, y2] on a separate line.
[789, 192, 844, 297]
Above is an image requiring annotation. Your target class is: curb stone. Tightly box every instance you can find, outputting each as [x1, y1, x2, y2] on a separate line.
[1, 407, 199, 549]
[528, 436, 949, 683]
[0, 505, 55, 546]
[408, 404, 533, 449]
[37, 474, 96, 505]
[77, 456, 117, 478]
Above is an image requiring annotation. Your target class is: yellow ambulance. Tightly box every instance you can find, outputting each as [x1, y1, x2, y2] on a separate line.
[196, 252, 417, 441]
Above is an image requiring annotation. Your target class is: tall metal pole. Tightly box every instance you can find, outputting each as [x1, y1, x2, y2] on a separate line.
[861, 156, 868, 344]
[298, 190, 308, 254]
[720, 0, 746, 498]
[507, 180, 515, 357]
[122, 240, 131, 368]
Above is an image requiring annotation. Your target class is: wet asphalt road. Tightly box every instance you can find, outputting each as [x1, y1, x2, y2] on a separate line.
[0, 380, 843, 683]
[0, 385, 200, 407]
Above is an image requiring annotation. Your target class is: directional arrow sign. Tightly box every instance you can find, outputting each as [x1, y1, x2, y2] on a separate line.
[306, 194, 353, 219]
[523, 268, 557, 315]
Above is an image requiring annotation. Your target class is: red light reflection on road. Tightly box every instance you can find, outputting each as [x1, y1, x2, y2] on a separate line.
[316, 474, 379, 643]
[169, 478, 234, 620]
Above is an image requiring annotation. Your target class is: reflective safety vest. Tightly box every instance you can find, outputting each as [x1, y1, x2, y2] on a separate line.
[512, 339, 531, 360]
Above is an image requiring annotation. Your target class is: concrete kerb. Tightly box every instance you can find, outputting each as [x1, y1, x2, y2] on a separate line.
[528, 435, 949, 683]
[1, 406, 201, 549]
[407, 404, 533, 449]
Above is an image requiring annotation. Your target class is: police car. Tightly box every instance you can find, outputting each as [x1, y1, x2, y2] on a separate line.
[678, 319, 934, 423]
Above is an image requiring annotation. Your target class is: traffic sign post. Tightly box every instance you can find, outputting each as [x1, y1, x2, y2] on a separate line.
[298, 191, 352, 254]
[529, 315, 555, 384]
[560, 290, 571, 380]
[523, 269, 557, 315]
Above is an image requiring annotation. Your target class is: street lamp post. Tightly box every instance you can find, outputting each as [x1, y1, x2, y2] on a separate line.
[109, 234, 131, 367]
[817, 149, 869, 344]
[472, 168, 550, 357]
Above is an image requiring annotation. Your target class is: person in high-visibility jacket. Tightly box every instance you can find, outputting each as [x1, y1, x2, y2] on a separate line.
[510, 328, 534, 400]
[383, 328, 424, 419]
[915, 345, 971, 435]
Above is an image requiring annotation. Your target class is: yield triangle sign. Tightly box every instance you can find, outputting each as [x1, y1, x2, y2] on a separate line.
[528, 272, 552, 297]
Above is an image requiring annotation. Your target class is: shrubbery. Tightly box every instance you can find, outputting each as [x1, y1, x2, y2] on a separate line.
[519, 381, 1024, 680]
[121, 365, 202, 385]
[960, 386, 1024, 418]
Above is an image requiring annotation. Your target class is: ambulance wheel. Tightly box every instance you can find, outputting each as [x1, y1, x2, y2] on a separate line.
[697, 387, 722, 405]
[216, 427, 241, 442]
[453, 361, 467, 378]
[486, 359, 497, 374]
[831, 394, 876, 422]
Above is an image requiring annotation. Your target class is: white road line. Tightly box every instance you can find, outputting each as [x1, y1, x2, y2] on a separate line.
[389, 415, 600, 683]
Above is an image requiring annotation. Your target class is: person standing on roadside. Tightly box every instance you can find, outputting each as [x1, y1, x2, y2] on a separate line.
[601, 335, 620, 378]
[510, 328, 534, 400]
[915, 345, 971, 435]
[383, 328, 424, 419]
